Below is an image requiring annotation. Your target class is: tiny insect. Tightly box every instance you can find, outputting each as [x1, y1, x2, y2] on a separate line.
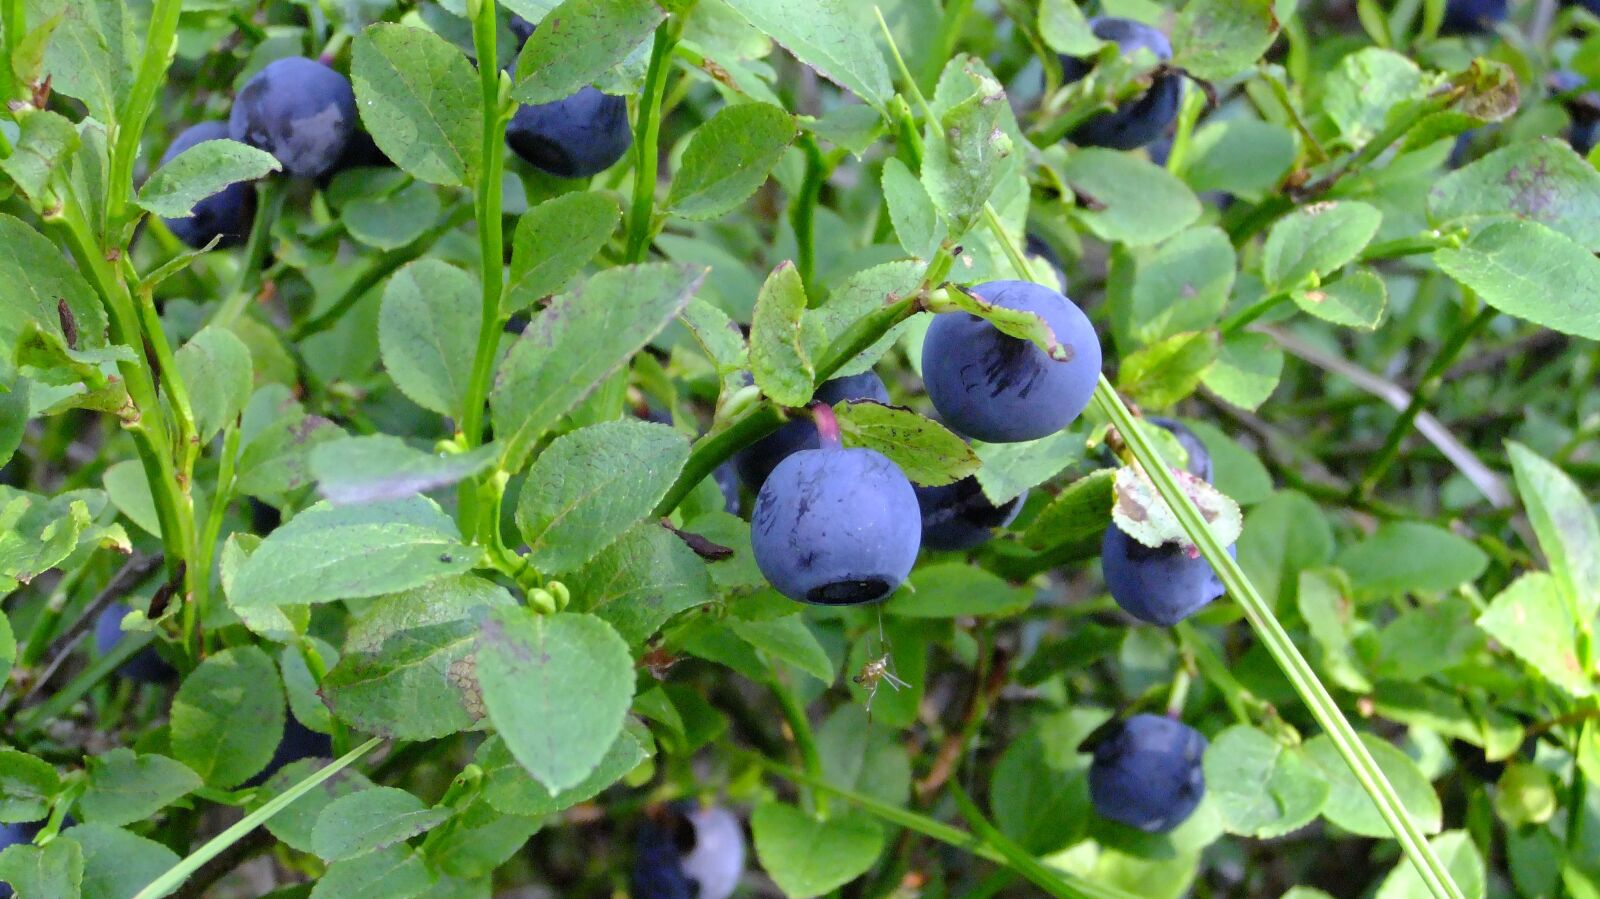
[854, 653, 910, 720]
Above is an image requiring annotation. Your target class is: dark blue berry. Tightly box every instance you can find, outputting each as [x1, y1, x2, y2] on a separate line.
[1148, 416, 1212, 482]
[229, 56, 358, 179]
[246, 715, 334, 788]
[93, 603, 175, 684]
[1088, 714, 1207, 833]
[1440, 0, 1508, 34]
[915, 477, 1024, 552]
[752, 442, 920, 605]
[158, 122, 255, 250]
[1059, 18, 1182, 150]
[506, 87, 632, 179]
[921, 281, 1101, 444]
[733, 372, 890, 492]
[633, 805, 745, 899]
[1100, 526, 1231, 626]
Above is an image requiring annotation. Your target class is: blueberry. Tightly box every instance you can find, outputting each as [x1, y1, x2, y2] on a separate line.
[713, 461, 740, 514]
[1550, 71, 1600, 157]
[157, 122, 255, 250]
[0, 820, 43, 899]
[1569, 0, 1600, 13]
[915, 477, 1024, 552]
[319, 128, 394, 185]
[229, 56, 358, 179]
[1100, 526, 1231, 626]
[246, 715, 334, 788]
[1088, 714, 1207, 834]
[93, 603, 175, 684]
[1440, 0, 1508, 34]
[508, 13, 536, 45]
[751, 415, 920, 604]
[1059, 18, 1182, 150]
[733, 372, 890, 491]
[921, 280, 1101, 444]
[633, 805, 745, 899]
[1148, 416, 1212, 482]
[506, 87, 632, 179]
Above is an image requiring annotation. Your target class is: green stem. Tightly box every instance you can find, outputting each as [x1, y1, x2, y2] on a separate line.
[1218, 291, 1291, 336]
[108, 0, 183, 231]
[1097, 376, 1464, 899]
[134, 281, 197, 481]
[1355, 305, 1495, 498]
[191, 421, 240, 657]
[625, 22, 679, 263]
[461, 0, 509, 450]
[211, 179, 287, 329]
[770, 672, 828, 817]
[947, 783, 1098, 899]
[1, 0, 21, 103]
[1163, 87, 1205, 176]
[130, 738, 383, 899]
[921, 0, 975, 93]
[790, 136, 825, 296]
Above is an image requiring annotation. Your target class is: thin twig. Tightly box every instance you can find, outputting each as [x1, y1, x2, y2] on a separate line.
[19, 552, 163, 704]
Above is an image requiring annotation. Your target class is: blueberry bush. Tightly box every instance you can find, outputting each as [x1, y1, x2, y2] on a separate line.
[1, 0, 1599, 896]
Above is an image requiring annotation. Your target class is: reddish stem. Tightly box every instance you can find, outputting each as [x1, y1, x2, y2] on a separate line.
[811, 402, 841, 448]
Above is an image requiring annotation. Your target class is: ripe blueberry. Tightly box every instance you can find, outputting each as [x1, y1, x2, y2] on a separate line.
[94, 603, 175, 684]
[506, 87, 632, 179]
[921, 280, 1101, 443]
[632, 805, 745, 899]
[751, 407, 920, 605]
[733, 372, 890, 492]
[1148, 416, 1212, 482]
[229, 56, 358, 179]
[246, 715, 334, 787]
[1059, 18, 1182, 150]
[915, 477, 1025, 552]
[1101, 526, 1231, 626]
[1550, 71, 1600, 157]
[158, 122, 255, 250]
[1440, 0, 1508, 34]
[1088, 714, 1207, 833]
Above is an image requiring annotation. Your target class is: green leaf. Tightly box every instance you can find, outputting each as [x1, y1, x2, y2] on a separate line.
[259, 759, 376, 854]
[312, 436, 499, 506]
[1478, 572, 1593, 697]
[68, 823, 180, 899]
[881, 157, 944, 260]
[0, 836, 83, 899]
[512, 0, 665, 105]
[1304, 732, 1442, 839]
[323, 575, 515, 740]
[817, 705, 912, 808]
[802, 261, 926, 377]
[1508, 442, 1600, 621]
[0, 611, 13, 684]
[990, 710, 1102, 854]
[973, 430, 1086, 505]
[311, 786, 452, 861]
[343, 182, 442, 250]
[234, 385, 346, 506]
[0, 109, 79, 204]
[921, 57, 1017, 236]
[477, 609, 635, 792]
[378, 259, 482, 420]
[310, 844, 432, 899]
[668, 101, 797, 219]
[832, 401, 978, 487]
[515, 420, 690, 574]
[0, 375, 28, 472]
[1368, 595, 1486, 681]
[79, 750, 203, 827]
[1321, 48, 1426, 147]
[1204, 725, 1328, 838]
[751, 802, 885, 898]
[282, 638, 339, 735]
[1128, 226, 1236, 345]
[1117, 330, 1219, 410]
[174, 325, 253, 443]
[1021, 470, 1113, 553]
[491, 263, 704, 469]
[1434, 219, 1600, 341]
[748, 262, 814, 407]
[478, 726, 647, 817]
[423, 797, 542, 879]
[938, 283, 1074, 362]
[1202, 332, 1283, 411]
[1037, 0, 1099, 55]
[728, 615, 835, 683]
[352, 23, 481, 187]
[1182, 419, 1271, 506]
[1292, 269, 1387, 330]
[0, 749, 59, 823]
[1261, 201, 1383, 291]
[720, 0, 892, 109]
[568, 521, 714, 646]
[888, 562, 1032, 618]
[1238, 490, 1334, 612]
[1429, 139, 1600, 252]
[136, 139, 278, 218]
[170, 646, 286, 788]
[506, 192, 621, 313]
[1335, 521, 1488, 599]
[1111, 462, 1242, 551]
[31, 0, 134, 123]
[229, 496, 481, 608]
[1058, 148, 1201, 247]
[0, 213, 108, 352]
[1183, 118, 1297, 200]
[1298, 568, 1374, 693]
[1173, 0, 1280, 81]
[1375, 831, 1486, 899]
